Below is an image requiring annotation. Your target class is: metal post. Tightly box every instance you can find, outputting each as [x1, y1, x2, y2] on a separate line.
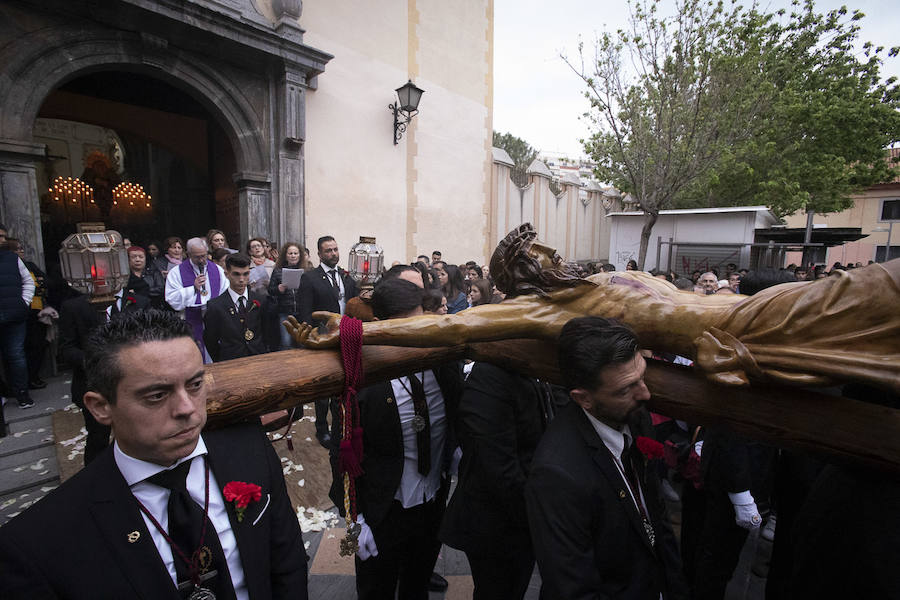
[803, 208, 815, 268]
[667, 237, 674, 274]
[888, 222, 894, 261]
[655, 236, 662, 272]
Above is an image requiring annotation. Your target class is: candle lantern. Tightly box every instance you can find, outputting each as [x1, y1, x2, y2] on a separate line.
[59, 229, 129, 304]
[347, 236, 384, 289]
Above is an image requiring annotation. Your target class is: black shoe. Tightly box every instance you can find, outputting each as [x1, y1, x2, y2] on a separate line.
[17, 396, 35, 409]
[428, 573, 448, 592]
[316, 431, 332, 449]
[29, 379, 47, 390]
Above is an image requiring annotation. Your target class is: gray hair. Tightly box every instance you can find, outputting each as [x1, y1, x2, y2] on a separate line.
[186, 237, 208, 253]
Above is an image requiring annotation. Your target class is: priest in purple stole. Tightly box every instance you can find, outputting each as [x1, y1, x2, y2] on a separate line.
[164, 237, 228, 363]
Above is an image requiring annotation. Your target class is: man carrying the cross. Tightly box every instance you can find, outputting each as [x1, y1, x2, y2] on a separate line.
[0, 310, 308, 599]
[329, 278, 463, 600]
[166, 237, 229, 363]
[525, 316, 687, 599]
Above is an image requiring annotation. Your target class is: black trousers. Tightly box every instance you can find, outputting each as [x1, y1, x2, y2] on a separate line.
[693, 489, 749, 600]
[355, 498, 443, 600]
[314, 397, 339, 438]
[465, 546, 535, 600]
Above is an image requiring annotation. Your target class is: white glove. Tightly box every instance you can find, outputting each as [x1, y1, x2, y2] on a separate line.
[693, 440, 703, 457]
[355, 514, 379, 561]
[728, 491, 762, 530]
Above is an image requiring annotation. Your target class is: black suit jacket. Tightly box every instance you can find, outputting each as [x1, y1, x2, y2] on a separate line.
[0, 423, 308, 600]
[297, 265, 358, 326]
[203, 291, 268, 362]
[59, 294, 104, 407]
[440, 363, 569, 556]
[328, 363, 464, 531]
[525, 403, 688, 600]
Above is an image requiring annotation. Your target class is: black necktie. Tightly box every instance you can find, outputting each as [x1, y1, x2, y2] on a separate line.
[147, 459, 236, 600]
[327, 270, 339, 291]
[621, 436, 638, 489]
[406, 373, 431, 476]
[238, 296, 246, 314]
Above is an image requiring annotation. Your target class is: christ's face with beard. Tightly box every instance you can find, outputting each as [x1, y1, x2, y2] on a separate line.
[528, 241, 564, 271]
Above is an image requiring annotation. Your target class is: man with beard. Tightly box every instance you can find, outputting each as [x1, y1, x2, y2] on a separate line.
[297, 236, 358, 447]
[524, 316, 687, 599]
[286, 223, 900, 396]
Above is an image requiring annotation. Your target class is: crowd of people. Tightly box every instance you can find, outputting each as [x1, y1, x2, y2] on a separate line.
[0, 219, 896, 600]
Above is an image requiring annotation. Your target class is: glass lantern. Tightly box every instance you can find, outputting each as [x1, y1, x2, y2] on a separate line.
[347, 236, 384, 289]
[59, 230, 130, 302]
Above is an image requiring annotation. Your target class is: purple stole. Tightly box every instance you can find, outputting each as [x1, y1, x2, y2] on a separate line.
[178, 260, 222, 351]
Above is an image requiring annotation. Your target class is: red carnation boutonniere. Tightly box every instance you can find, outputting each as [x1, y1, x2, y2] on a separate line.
[124, 296, 137, 306]
[223, 481, 262, 522]
[250, 299, 261, 311]
[635, 436, 665, 460]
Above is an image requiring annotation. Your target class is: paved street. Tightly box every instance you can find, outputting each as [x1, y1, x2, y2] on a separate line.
[1, 372, 765, 599]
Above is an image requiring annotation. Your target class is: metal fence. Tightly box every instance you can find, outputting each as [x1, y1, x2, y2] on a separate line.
[654, 238, 832, 275]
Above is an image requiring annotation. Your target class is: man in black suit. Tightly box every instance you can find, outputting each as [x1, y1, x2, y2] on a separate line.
[298, 235, 358, 447]
[203, 253, 268, 362]
[328, 278, 463, 600]
[525, 316, 688, 600]
[440, 363, 568, 599]
[60, 289, 149, 465]
[0, 309, 308, 599]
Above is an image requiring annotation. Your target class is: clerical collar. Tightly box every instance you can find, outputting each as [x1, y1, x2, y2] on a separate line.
[581, 408, 631, 461]
[114, 436, 208, 487]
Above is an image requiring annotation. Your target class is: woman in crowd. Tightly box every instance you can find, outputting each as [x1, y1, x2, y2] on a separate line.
[154, 236, 184, 277]
[468, 278, 493, 308]
[422, 288, 448, 315]
[206, 228, 235, 254]
[210, 247, 230, 269]
[146, 241, 161, 262]
[126, 246, 165, 309]
[436, 262, 468, 314]
[268, 242, 310, 350]
[247, 237, 275, 293]
[626, 259, 638, 271]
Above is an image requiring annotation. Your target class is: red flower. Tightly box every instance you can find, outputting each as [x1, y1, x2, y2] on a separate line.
[223, 481, 262, 522]
[635, 436, 665, 460]
[251, 299, 261, 310]
[125, 296, 137, 306]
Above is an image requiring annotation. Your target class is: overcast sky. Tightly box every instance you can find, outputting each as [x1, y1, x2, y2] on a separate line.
[493, 0, 900, 160]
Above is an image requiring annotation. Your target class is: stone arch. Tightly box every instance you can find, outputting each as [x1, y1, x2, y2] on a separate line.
[0, 28, 267, 175]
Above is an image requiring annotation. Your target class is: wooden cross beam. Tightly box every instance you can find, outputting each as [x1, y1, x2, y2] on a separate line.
[203, 341, 900, 475]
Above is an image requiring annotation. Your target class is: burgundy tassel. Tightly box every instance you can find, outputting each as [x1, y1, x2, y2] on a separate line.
[339, 438, 363, 477]
[352, 426, 364, 462]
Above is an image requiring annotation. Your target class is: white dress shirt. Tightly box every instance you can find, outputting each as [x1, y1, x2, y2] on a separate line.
[16, 257, 35, 305]
[115, 437, 248, 600]
[322, 266, 347, 316]
[227, 287, 249, 309]
[390, 371, 447, 508]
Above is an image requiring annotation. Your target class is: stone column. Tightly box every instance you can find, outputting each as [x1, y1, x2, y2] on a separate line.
[0, 138, 45, 268]
[275, 67, 307, 246]
[234, 171, 272, 242]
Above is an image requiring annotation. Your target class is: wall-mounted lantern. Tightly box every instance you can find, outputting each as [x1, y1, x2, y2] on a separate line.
[389, 80, 424, 145]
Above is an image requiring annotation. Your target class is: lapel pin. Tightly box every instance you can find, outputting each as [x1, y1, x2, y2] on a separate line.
[619, 490, 627, 499]
[127, 530, 141, 543]
[386, 397, 393, 404]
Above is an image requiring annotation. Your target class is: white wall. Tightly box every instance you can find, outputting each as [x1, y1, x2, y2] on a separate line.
[296, 0, 493, 265]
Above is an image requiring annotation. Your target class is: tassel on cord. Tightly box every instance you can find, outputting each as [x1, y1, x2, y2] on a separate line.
[338, 316, 365, 521]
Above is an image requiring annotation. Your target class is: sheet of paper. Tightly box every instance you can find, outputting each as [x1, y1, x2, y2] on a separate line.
[282, 268, 304, 289]
[249, 265, 268, 284]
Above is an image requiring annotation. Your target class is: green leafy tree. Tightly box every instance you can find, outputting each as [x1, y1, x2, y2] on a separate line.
[567, 0, 767, 268]
[569, 0, 900, 268]
[493, 131, 539, 171]
[675, 1, 900, 217]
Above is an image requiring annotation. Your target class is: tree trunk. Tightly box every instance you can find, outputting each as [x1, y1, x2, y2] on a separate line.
[638, 210, 659, 270]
